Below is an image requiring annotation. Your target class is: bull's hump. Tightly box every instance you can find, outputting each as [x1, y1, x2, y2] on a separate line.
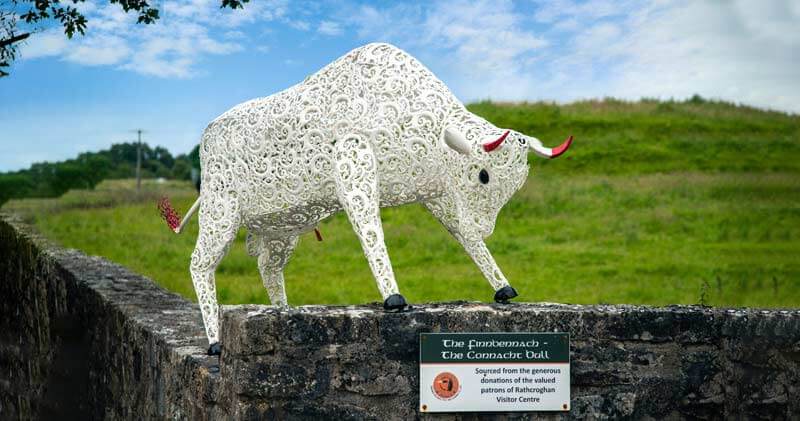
[210, 97, 269, 125]
[352, 42, 412, 65]
[349, 42, 443, 86]
[361, 42, 403, 53]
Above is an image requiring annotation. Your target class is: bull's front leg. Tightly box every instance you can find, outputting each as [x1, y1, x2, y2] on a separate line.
[424, 196, 518, 303]
[333, 132, 407, 311]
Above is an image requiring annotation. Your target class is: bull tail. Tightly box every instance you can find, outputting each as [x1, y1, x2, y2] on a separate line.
[158, 196, 200, 234]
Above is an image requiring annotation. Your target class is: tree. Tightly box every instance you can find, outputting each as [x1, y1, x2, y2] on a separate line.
[171, 158, 191, 181]
[0, 141, 196, 206]
[0, 0, 250, 77]
[78, 152, 112, 188]
[188, 145, 200, 169]
[0, 173, 34, 204]
[152, 146, 175, 169]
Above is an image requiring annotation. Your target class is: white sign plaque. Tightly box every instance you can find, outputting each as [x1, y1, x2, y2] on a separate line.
[419, 332, 570, 413]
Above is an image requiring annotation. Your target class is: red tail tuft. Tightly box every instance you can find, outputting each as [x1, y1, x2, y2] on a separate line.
[158, 197, 181, 232]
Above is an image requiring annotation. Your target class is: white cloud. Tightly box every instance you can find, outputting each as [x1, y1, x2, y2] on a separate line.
[346, 0, 800, 112]
[73, 1, 98, 15]
[318, 20, 342, 36]
[533, 0, 637, 24]
[161, 0, 288, 27]
[224, 30, 247, 40]
[120, 22, 243, 78]
[544, 0, 800, 112]
[91, 3, 137, 32]
[347, 0, 547, 100]
[12, 0, 800, 112]
[288, 19, 310, 31]
[65, 35, 131, 66]
[348, 4, 424, 41]
[218, 0, 288, 28]
[21, 30, 69, 59]
[18, 0, 284, 78]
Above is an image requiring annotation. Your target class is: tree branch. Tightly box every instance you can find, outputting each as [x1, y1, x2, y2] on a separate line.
[0, 32, 31, 48]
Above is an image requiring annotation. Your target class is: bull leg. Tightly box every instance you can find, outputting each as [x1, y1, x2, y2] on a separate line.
[333, 132, 407, 311]
[423, 196, 518, 303]
[256, 235, 298, 306]
[190, 194, 240, 355]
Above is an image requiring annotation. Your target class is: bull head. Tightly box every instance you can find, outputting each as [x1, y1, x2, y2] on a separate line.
[441, 124, 574, 240]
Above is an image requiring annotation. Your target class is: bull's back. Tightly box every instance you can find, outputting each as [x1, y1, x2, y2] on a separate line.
[198, 43, 460, 223]
[200, 43, 457, 164]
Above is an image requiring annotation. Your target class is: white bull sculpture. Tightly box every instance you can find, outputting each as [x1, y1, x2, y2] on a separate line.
[159, 43, 573, 355]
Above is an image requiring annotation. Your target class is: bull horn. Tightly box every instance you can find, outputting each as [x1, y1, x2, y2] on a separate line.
[443, 127, 471, 155]
[526, 134, 573, 159]
[482, 130, 510, 152]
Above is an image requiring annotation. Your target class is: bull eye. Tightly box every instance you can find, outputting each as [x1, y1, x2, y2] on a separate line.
[479, 169, 490, 184]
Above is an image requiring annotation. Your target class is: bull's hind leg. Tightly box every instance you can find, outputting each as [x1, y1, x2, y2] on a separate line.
[423, 196, 518, 303]
[333, 132, 407, 311]
[190, 194, 240, 355]
[256, 235, 298, 306]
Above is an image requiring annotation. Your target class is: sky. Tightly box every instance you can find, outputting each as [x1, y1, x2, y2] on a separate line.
[0, 0, 798, 172]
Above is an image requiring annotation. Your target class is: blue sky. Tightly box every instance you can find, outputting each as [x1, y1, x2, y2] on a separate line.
[1, 0, 798, 172]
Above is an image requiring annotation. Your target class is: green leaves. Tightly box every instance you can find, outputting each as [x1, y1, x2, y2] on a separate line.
[220, 0, 250, 10]
[55, 6, 88, 38]
[108, 0, 160, 24]
[1, 0, 248, 76]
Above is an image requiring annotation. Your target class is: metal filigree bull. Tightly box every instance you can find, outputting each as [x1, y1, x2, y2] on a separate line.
[159, 43, 573, 355]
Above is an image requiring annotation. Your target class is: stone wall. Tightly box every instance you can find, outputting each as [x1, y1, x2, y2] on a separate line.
[1, 212, 799, 420]
[221, 304, 800, 419]
[0, 214, 222, 420]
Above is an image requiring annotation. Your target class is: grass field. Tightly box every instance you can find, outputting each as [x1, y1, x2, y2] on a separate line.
[4, 98, 799, 308]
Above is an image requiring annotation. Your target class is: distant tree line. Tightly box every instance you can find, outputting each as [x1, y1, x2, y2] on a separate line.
[0, 143, 200, 205]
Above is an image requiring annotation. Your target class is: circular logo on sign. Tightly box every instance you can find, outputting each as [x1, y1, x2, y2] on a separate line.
[432, 372, 461, 400]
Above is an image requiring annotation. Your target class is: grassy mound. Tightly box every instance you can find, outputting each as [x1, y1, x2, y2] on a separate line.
[4, 99, 799, 308]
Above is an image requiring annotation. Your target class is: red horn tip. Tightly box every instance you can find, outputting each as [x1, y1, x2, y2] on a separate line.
[482, 130, 510, 153]
[549, 135, 573, 158]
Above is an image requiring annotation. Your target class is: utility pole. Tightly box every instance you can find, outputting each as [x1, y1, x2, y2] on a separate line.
[134, 129, 144, 192]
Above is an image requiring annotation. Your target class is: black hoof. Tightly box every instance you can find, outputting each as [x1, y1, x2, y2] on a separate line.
[383, 294, 408, 311]
[494, 286, 518, 303]
[208, 342, 222, 356]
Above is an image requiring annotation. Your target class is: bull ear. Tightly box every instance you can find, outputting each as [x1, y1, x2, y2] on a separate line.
[443, 127, 471, 155]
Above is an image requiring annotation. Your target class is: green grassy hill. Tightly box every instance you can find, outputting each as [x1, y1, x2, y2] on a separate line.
[4, 98, 799, 308]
